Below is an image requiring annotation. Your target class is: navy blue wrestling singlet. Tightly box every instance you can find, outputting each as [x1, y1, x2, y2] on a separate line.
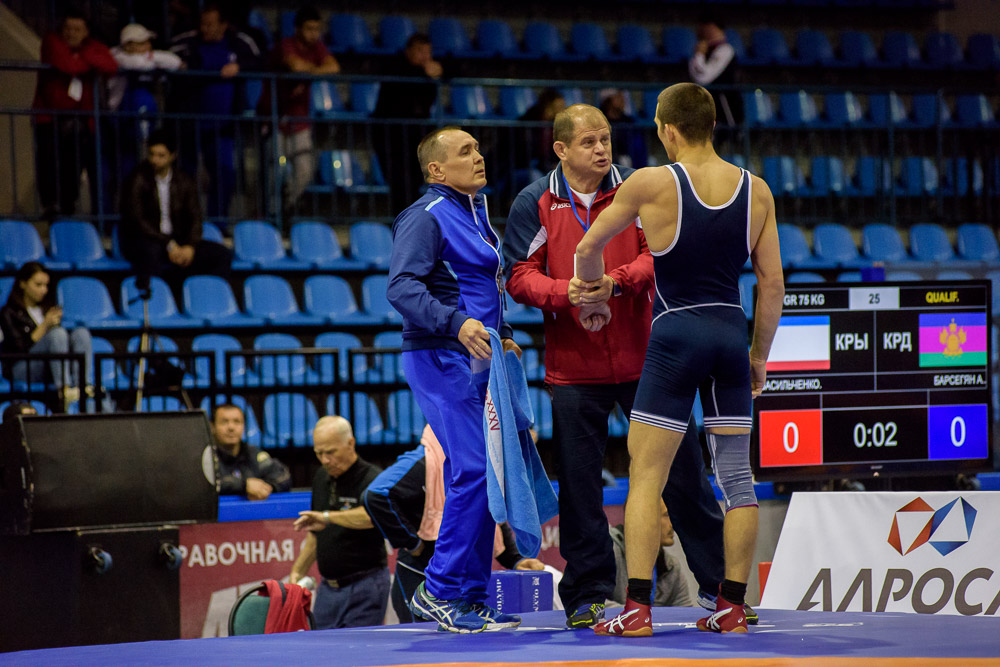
[631, 163, 754, 433]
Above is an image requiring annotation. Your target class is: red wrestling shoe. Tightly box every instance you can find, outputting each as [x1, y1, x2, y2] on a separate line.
[696, 594, 749, 633]
[593, 598, 653, 637]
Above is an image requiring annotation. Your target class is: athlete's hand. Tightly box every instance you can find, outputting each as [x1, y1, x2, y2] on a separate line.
[750, 355, 768, 398]
[578, 275, 615, 305]
[579, 302, 611, 332]
[458, 318, 492, 360]
[568, 276, 606, 306]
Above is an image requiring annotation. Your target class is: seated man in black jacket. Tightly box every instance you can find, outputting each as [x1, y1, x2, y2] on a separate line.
[208, 402, 290, 500]
[119, 128, 231, 297]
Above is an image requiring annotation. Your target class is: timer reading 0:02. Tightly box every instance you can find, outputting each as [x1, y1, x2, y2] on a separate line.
[853, 421, 898, 448]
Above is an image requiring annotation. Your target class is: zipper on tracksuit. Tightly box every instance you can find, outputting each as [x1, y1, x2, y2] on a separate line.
[469, 193, 505, 333]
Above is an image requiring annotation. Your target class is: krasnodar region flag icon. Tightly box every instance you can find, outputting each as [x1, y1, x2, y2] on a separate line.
[888, 498, 935, 555]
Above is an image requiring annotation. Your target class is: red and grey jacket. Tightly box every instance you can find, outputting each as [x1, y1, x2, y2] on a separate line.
[502, 163, 654, 385]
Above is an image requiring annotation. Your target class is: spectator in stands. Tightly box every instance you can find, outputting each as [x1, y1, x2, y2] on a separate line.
[518, 88, 566, 173]
[373, 33, 445, 212]
[599, 89, 648, 170]
[611, 501, 692, 608]
[0, 262, 93, 410]
[170, 2, 262, 220]
[118, 128, 232, 296]
[32, 7, 118, 221]
[208, 403, 290, 500]
[362, 425, 545, 623]
[265, 6, 341, 214]
[1, 402, 38, 424]
[688, 16, 743, 132]
[290, 416, 389, 629]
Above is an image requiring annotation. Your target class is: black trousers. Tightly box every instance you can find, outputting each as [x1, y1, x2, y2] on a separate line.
[550, 381, 725, 613]
[121, 235, 232, 301]
[390, 543, 435, 624]
[34, 120, 97, 217]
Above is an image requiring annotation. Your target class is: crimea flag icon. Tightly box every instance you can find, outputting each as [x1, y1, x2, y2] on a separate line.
[918, 313, 988, 368]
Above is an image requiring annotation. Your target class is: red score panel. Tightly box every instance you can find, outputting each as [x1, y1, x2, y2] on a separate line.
[759, 409, 823, 467]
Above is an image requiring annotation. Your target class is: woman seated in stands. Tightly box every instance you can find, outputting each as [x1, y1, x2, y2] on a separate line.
[0, 262, 92, 408]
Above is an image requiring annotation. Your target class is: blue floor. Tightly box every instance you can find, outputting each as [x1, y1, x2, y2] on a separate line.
[4, 607, 999, 666]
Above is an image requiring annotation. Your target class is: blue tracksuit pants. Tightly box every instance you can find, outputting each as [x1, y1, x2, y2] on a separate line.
[402, 348, 495, 604]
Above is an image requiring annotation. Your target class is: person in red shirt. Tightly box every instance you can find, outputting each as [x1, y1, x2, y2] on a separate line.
[267, 6, 340, 213]
[32, 8, 117, 220]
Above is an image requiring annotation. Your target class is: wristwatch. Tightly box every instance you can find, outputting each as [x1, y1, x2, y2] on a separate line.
[612, 279, 622, 297]
[323, 510, 331, 523]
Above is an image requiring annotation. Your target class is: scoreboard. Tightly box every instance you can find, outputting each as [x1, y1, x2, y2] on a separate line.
[753, 281, 993, 481]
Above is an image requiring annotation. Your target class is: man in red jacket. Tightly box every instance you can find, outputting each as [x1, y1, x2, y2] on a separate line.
[32, 8, 117, 219]
[502, 103, 730, 629]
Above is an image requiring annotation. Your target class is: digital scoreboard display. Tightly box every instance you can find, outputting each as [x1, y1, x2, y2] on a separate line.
[752, 281, 993, 481]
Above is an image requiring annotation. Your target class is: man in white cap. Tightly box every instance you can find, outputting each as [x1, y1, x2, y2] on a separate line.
[109, 24, 182, 111]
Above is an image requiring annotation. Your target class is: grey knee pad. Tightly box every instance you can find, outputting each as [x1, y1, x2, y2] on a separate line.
[707, 432, 757, 512]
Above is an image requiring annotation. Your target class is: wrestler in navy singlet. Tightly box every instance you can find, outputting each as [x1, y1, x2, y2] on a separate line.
[631, 163, 754, 433]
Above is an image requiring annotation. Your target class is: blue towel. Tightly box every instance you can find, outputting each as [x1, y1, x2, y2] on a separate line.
[482, 328, 559, 557]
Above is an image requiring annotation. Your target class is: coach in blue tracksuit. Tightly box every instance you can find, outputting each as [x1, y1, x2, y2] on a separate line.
[386, 127, 524, 634]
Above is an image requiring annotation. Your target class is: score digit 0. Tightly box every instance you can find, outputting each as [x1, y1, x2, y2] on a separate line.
[783, 421, 799, 453]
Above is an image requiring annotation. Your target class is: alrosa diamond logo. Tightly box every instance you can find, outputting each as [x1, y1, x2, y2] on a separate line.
[888, 497, 977, 556]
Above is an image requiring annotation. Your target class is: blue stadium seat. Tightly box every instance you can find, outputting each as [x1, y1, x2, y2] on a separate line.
[244, 275, 326, 327]
[924, 32, 965, 69]
[366, 330, 406, 384]
[744, 91, 776, 126]
[0, 277, 14, 305]
[881, 31, 922, 68]
[571, 23, 615, 60]
[314, 331, 366, 383]
[329, 13, 374, 54]
[505, 300, 544, 325]
[140, 396, 184, 412]
[822, 92, 864, 126]
[910, 94, 949, 127]
[361, 274, 402, 324]
[838, 31, 879, 67]
[498, 86, 536, 118]
[312, 150, 390, 195]
[908, 223, 956, 263]
[183, 275, 265, 328]
[837, 271, 863, 282]
[310, 81, 348, 119]
[897, 157, 939, 196]
[777, 91, 819, 126]
[233, 220, 311, 271]
[942, 159, 985, 197]
[523, 21, 574, 60]
[935, 270, 973, 281]
[349, 82, 380, 116]
[328, 392, 386, 445]
[0, 220, 69, 270]
[738, 273, 756, 320]
[58, 277, 140, 330]
[777, 223, 822, 269]
[867, 93, 908, 126]
[378, 16, 415, 53]
[795, 29, 836, 66]
[661, 26, 696, 63]
[803, 157, 847, 197]
[279, 11, 295, 40]
[724, 30, 747, 62]
[474, 20, 520, 58]
[953, 94, 997, 127]
[290, 221, 366, 271]
[429, 18, 472, 58]
[49, 220, 130, 271]
[386, 390, 426, 443]
[202, 222, 224, 243]
[787, 272, 826, 283]
[126, 334, 191, 387]
[618, 25, 659, 63]
[845, 156, 890, 197]
[192, 333, 246, 386]
[813, 223, 865, 267]
[512, 329, 544, 381]
[448, 85, 493, 119]
[91, 336, 129, 391]
[967, 34, 1000, 70]
[349, 221, 393, 270]
[956, 223, 1000, 263]
[862, 223, 913, 263]
[885, 270, 922, 281]
[121, 276, 204, 328]
[303, 275, 382, 326]
[263, 392, 319, 448]
[749, 29, 792, 66]
[200, 395, 262, 446]
[762, 157, 805, 196]
[254, 333, 316, 387]
[527, 387, 553, 439]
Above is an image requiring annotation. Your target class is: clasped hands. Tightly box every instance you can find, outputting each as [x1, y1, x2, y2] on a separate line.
[569, 275, 615, 332]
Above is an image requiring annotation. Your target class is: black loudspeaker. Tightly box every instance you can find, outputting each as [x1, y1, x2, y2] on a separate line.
[0, 411, 218, 534]
[0, 526, 182, 651]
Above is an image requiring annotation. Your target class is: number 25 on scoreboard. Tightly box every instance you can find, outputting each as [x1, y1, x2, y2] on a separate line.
[759, 410, 823, 468]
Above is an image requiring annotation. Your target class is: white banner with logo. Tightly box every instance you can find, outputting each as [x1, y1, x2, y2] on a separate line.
[761, 491, 1000, 616]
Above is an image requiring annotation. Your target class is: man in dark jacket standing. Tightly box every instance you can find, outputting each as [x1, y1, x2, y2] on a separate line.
[118, 129, 231, 295]
[208, 403, 290, 500]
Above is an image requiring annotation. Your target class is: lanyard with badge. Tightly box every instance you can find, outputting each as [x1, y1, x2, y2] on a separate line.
[562, 171, 597, 233]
